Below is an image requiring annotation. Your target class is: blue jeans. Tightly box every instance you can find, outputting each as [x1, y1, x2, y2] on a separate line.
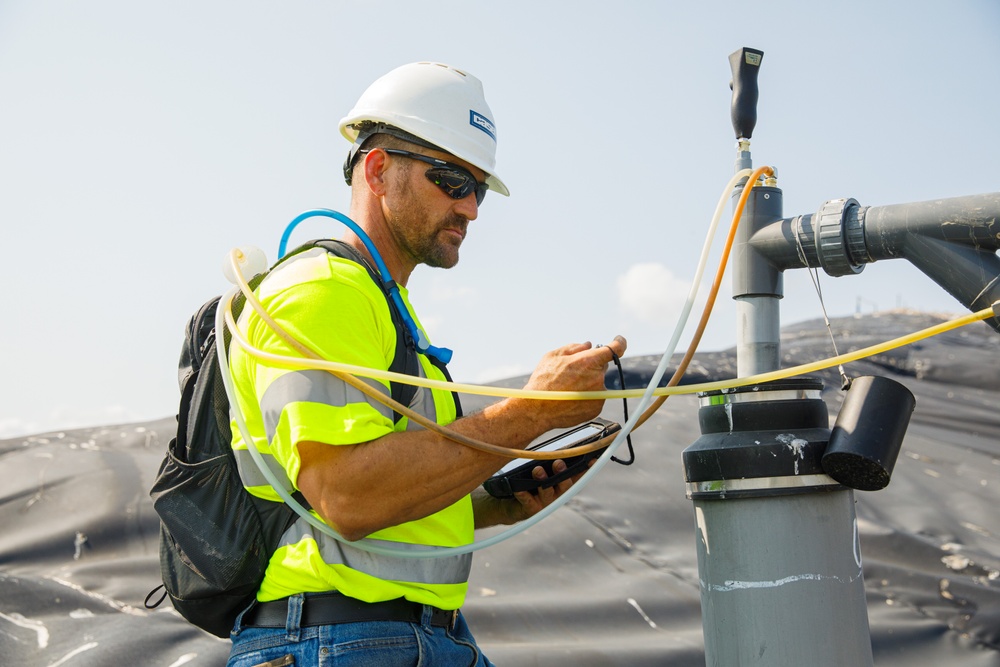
[227, 594, 496, 667]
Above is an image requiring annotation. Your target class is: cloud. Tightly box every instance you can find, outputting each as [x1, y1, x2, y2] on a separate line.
[616, 263, 693, 326]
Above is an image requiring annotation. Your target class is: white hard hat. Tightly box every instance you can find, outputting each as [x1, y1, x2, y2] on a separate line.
[340, 62, 509, 197]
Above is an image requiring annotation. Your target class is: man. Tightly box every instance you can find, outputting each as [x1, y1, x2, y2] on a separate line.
[226, 62, 627, 666]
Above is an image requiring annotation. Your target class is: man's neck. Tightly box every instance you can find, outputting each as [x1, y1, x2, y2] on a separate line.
[345, 205, 415, 287]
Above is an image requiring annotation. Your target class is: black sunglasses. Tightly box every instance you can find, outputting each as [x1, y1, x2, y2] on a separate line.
[366, 148, 488, 206]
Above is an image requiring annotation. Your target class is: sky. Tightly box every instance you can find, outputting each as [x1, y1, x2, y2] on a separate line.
[1, 1, 997, 438]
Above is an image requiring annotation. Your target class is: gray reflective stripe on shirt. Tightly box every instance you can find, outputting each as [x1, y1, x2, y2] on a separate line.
[279, 518, 472, 585]
[259, 369, 392, 442]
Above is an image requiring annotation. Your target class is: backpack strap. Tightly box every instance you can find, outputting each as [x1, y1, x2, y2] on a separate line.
[426, 354, 463, 419]
[315, 239, 423, 420]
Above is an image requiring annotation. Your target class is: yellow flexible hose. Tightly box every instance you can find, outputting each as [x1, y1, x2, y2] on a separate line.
[223, 168, 999, 460]
[223, 167, 772, 460]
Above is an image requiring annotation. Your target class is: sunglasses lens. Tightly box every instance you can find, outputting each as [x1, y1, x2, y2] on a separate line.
[427, 168, 487, 206]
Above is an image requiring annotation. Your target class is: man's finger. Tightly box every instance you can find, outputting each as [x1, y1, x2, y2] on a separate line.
[607, 334, 627, 358]
[595, 335, 628, 363]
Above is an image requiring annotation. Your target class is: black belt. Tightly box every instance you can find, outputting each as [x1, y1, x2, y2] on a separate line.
[244, 593, 458, 630]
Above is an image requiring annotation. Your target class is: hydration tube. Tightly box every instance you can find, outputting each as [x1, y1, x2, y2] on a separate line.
[217, 167, 758, 558]
[278, 209, 453, 364]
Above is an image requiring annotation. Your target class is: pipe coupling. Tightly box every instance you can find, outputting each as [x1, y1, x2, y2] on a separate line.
[815, 198, 866, 277]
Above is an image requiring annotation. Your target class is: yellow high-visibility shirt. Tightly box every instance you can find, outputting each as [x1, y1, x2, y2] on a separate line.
[229, 246, 470, 610]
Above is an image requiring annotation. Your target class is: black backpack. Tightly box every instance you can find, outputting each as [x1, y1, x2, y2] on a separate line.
[145, 239, 456, 637]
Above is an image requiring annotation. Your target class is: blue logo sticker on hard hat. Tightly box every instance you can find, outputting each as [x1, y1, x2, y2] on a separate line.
[469, 111, 496, 141]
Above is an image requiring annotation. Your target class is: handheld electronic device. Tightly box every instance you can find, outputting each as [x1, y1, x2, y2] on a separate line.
[483, 418, 621, 499]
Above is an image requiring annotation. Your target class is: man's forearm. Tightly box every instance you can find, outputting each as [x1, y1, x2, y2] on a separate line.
[297, 396, 554, 540]
[296, 338, 625, 540]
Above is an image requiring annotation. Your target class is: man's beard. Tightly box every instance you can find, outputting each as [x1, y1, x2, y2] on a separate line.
[403, 212, 468, 269]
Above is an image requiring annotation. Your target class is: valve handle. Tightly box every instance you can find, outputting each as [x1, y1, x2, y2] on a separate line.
[729, 47, 764, 140]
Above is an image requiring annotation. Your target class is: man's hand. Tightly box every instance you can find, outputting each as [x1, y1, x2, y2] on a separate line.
[516, 335, 628, 431]
[471, 459, 592, 528]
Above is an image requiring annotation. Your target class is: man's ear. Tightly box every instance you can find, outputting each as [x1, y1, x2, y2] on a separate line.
[362, 148, 389, 197]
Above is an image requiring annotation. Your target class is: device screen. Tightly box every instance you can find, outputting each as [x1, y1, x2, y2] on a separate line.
[496, 422, 607, 475]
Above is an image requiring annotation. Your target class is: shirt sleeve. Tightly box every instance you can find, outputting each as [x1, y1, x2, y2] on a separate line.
[245, 254, 399, 482]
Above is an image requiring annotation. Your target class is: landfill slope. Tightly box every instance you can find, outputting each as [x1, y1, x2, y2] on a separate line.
[0, 311, 997, 665]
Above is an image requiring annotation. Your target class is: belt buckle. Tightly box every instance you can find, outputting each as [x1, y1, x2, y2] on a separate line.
[449, 608, 459, 630]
